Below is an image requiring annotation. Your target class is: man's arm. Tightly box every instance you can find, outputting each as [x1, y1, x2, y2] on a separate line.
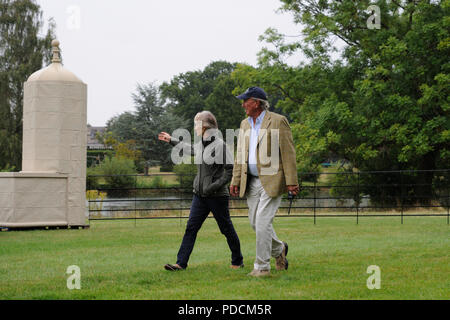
[231, 126, 243, 186]
[230, 125, 244, 196]
[279, 117, 299, 192]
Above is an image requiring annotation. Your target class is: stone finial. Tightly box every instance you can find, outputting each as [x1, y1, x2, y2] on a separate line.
[51, 39, 61, 63]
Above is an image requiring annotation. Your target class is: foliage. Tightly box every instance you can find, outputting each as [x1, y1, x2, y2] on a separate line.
[136, 175, 169, 189]
[0, 164, 15, 172]
[106, 83, 188, 170]
[113, 139, 142, 162]
[204, 73, 246, 134]
[0, 0, 55, 171]
[160, 61, 242, 133]
[329, 169, 362, 207]
[233, 0, 450, 203]
[87, 156, 137, 190]
[87, 149, 114, 168]
[173, 162, 197, 189]
[86, 190, 107, 212]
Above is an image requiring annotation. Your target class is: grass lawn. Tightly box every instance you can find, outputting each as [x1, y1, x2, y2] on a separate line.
[0, 217, 448, 300]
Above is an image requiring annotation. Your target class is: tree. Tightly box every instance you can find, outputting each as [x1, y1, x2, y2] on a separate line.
[160, 61, 238, 132]
[204, 74, 245, 134]
[0, 0, 55, 170]
[106, 83, 188, 171]
[105, 112, 137, 143]
[237, 0, 449, 204]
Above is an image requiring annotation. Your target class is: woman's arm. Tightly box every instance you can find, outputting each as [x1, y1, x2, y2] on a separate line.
[158, 131, 195, 155]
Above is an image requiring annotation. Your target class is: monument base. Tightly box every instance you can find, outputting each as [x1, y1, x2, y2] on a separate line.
[0, 172, 87, 229]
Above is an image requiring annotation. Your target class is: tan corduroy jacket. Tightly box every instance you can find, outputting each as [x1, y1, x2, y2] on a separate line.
[231, 111, 298, 198]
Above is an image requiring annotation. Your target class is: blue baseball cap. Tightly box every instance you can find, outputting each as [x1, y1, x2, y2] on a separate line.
[236, 87, 268, 101]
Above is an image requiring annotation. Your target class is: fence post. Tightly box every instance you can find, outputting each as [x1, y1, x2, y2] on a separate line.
[134, 174, 137, 227]
[447, 175, 449, 225]
[400, 172, 404, 225]
[357, 172, 360, 225]
[313, 175, 317, 225]
[87, 175, 91, 225]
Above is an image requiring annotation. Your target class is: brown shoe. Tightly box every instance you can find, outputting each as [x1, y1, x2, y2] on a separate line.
[275, 241, 289, 271]
[247, 269, 270, 277]
[230, 264, 244, 269]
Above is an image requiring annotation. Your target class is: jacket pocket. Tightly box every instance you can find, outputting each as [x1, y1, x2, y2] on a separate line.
[193, 175, 200, 193]
[202, 175, 213, 195]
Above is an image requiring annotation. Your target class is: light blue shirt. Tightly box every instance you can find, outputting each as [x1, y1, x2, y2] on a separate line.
[247, 111, 266, 177]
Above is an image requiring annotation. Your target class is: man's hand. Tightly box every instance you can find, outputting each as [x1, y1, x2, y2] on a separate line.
[230, 185, 239, 197]
[287, 185, 299, 196]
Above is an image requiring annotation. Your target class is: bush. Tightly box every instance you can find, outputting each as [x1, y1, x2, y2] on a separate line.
[87, 149, 114, 167]
[149, 176, 168, 188]
[173, 162, 197, 189]
[0, 164, 16, 172]
[136, 175, 169, 189]
[329, 169, 361, 206]
[160, 163, 174, 172]
[87, 156, 137, 190]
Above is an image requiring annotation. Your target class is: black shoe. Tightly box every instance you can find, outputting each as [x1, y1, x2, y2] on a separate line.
[164, 263, 184, 271]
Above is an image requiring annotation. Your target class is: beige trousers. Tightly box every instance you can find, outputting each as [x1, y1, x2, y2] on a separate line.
[246, 176, 284, 271]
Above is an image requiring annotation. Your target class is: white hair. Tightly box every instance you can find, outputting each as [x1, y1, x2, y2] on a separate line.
[194, 111, 218, 129]
[253, 98, 270, 111]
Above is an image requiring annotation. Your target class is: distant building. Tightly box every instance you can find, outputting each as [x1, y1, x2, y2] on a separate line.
[87, 125, 109, 149]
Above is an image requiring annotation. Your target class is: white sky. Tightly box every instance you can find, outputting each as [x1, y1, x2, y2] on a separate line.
[36, 0, 305, 126]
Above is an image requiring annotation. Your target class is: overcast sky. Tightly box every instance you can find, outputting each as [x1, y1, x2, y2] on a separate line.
[36, 0, 305, 126]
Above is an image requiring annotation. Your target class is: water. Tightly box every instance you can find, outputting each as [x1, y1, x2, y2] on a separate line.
[87, 189, 371, 218]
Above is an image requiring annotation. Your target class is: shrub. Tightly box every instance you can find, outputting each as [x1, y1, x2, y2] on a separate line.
[0, 164, 16, 172]
[173, 162, 197, 189]
[136, 175, 169, 189]
[87, 156, 137, 190]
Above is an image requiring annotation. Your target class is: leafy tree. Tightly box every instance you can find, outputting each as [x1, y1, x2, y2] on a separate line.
[204, 74, 245, 134]
[106, 83, 188, 171]
[235, 0, 449, 204]
[0, 0, 55, 170]
[160, 61, 238, 132]
[105, 112, 137, 143]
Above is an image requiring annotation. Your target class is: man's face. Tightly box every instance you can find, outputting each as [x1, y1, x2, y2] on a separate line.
[242, 98, 260, 117]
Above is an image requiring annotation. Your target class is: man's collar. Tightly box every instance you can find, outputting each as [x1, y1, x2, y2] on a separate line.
[248, 110, 266, 127]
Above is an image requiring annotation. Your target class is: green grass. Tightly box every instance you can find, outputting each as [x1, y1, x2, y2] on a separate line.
[0, 217, 448, 299]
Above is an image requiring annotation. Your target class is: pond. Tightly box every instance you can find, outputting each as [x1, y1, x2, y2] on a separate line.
[86, 188, 371, 219]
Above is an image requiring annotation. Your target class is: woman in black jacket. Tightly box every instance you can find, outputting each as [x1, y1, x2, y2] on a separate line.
[158, 111, 243, 271]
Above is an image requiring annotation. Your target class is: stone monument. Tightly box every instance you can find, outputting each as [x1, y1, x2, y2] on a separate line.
[0, 40, 88, 229]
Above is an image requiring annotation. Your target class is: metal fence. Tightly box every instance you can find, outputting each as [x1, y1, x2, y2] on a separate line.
[86, 169, 450, 224]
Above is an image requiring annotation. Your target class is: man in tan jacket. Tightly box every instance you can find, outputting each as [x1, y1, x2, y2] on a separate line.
[230, 87, 299, 277]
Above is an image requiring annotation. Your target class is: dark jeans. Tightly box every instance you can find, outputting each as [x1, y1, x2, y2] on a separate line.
[176, 195, 243, 269]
